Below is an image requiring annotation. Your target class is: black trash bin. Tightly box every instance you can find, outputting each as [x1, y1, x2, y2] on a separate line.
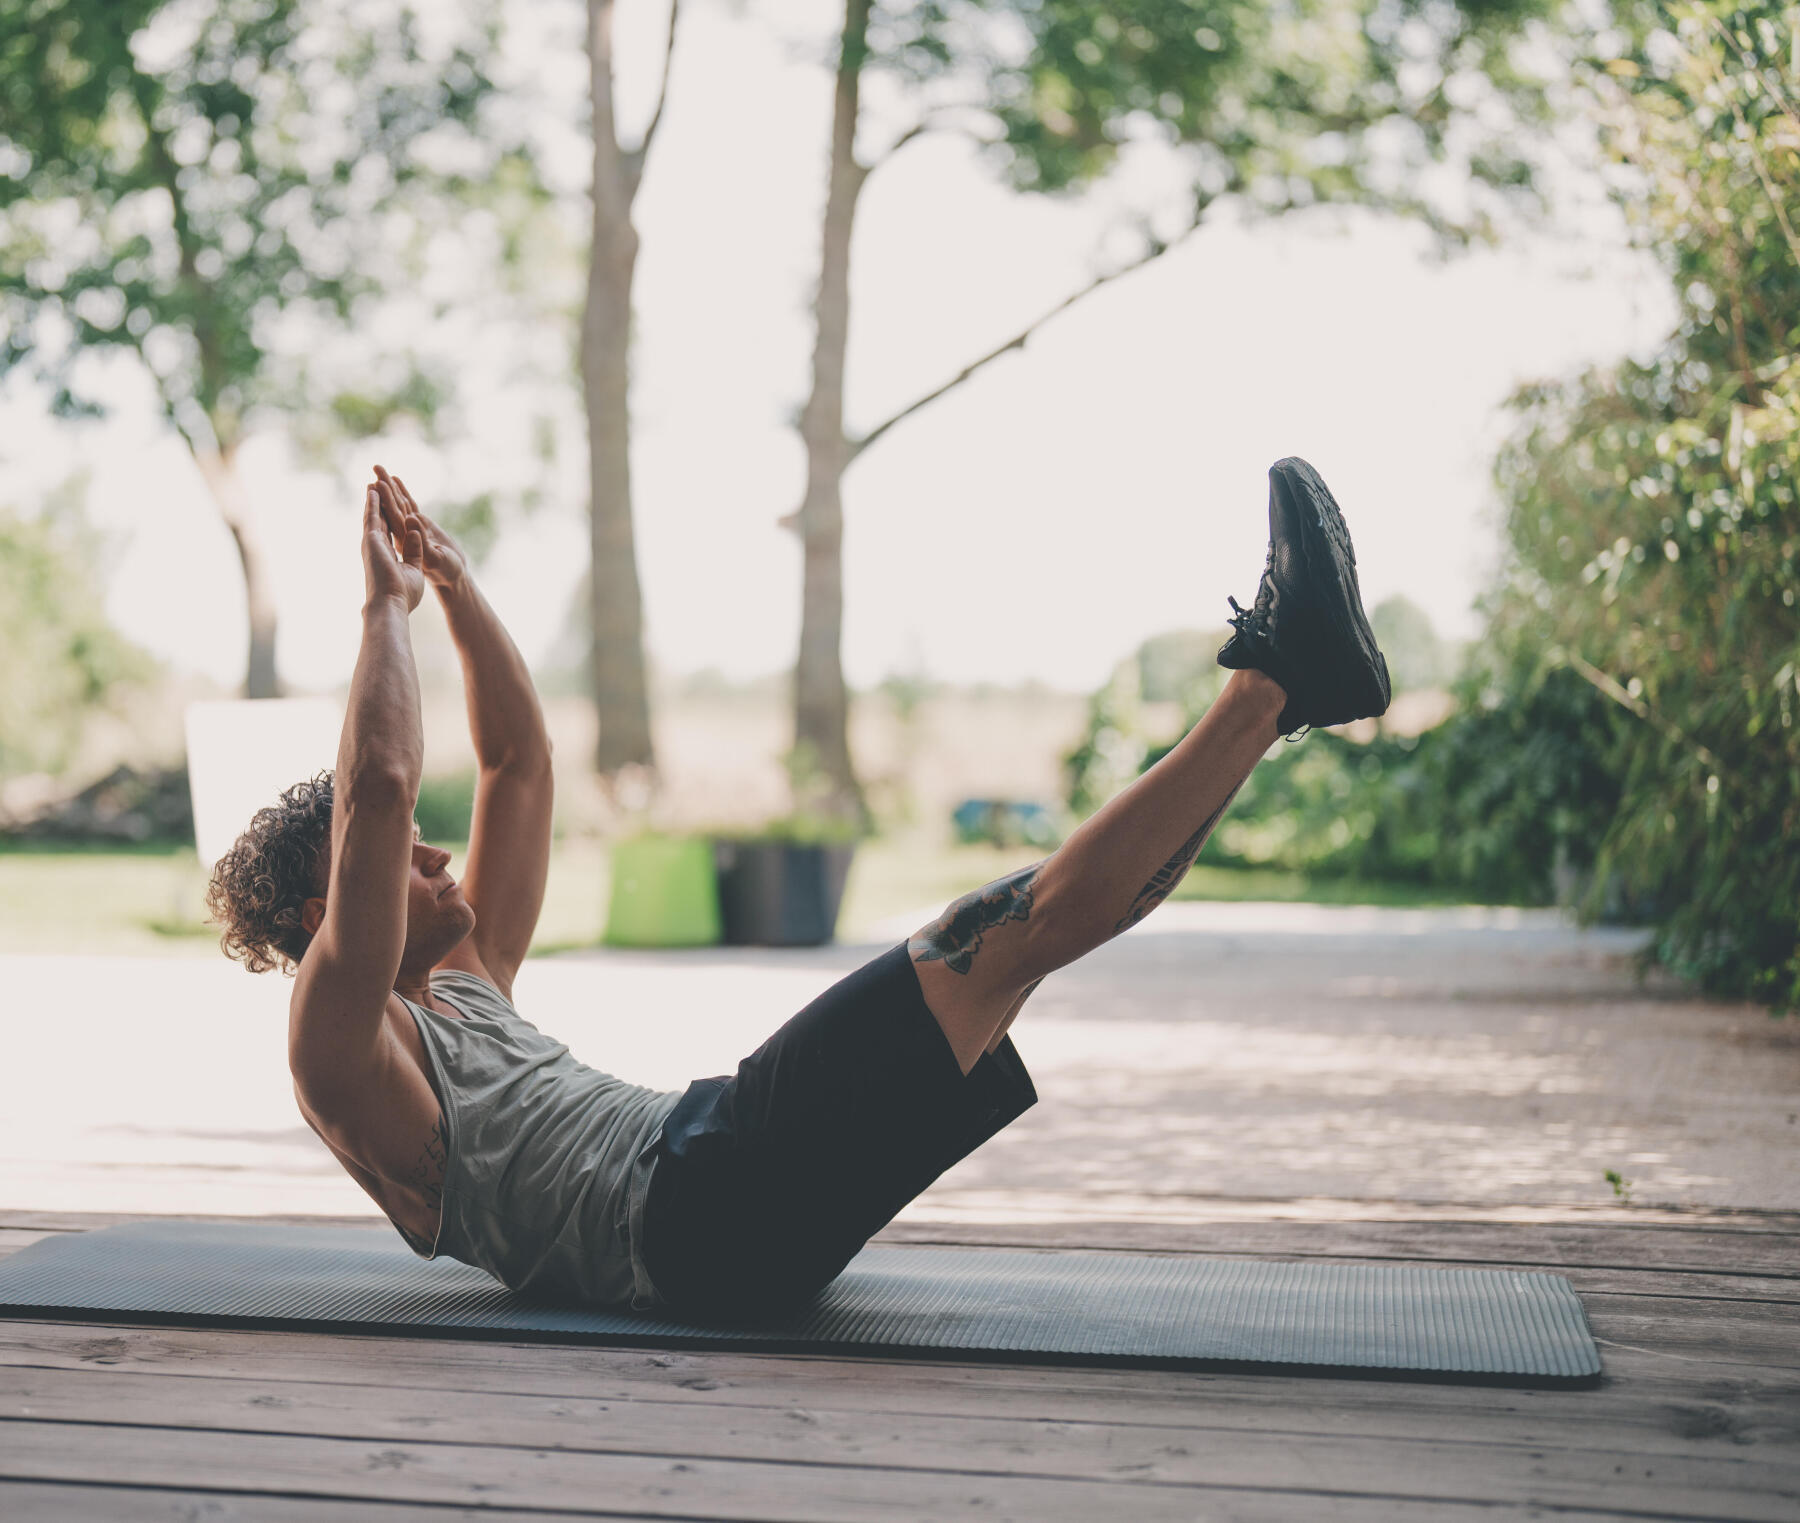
[712, 839, 856, 946]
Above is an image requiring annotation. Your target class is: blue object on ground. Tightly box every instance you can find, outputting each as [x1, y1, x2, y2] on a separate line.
[951, 798, 1062, 849]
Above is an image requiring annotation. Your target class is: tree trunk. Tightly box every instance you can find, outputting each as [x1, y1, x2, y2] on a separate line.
[583, 0, 656, 780]
[192, 444, 281, 699]
[792, 0, 872, 825]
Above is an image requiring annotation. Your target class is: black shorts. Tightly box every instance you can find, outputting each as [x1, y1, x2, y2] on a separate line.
[640, 941, 1037, 1319]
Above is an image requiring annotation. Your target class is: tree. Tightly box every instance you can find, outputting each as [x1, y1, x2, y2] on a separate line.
[1487, 1, 1800, 1003]
[0, 0, 521, 696]
[581, 0, 679, 781]
[1369, 595, 1454, 690]
[0, 485, 151, 778]
[785, 0, 1558, 822]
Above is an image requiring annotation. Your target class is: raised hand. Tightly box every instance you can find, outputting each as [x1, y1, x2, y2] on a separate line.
[362, 481, 425, 612]
[374, 465, 468, 594]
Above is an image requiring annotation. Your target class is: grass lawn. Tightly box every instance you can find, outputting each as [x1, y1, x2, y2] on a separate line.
[0, 839, 614, 960]
[0, 835, 1486, 959]
[0, 842, 219, 958]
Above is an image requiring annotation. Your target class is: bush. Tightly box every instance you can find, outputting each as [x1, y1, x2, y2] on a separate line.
[413, 771, 477, 843]
[0, 500, 150, 777]
[1126, 643, 1632, 907]
[0, 763, 194, 845]
[1476, 4, 1800, 1004]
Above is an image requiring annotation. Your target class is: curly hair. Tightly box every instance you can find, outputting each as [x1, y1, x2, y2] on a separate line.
[205, 770, 336, 975]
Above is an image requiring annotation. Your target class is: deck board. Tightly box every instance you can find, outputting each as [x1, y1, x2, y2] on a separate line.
[1, 1211, 1796, 1521]
[0, 1478, 1729, 1523]
[8, 1414, 1798, 1523]
[5, 1357, 1799, 1512]
[3, 1317, 1797, 1437]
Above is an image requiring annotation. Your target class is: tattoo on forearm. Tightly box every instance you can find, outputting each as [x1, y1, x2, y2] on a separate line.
[1114, 787, 1241, 934]
[910, 864, 1041, 975]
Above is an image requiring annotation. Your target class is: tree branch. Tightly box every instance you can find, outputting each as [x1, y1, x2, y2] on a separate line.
[1565, 650, 1728, 781]
[847, 217, 1205, 462]
[867, 110, 998, 175]
[624, 0, 681, 194]
[884, 121, 931, 156]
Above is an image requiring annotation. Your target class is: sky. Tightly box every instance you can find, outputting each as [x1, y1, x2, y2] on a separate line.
[0, 0, 1677, 698]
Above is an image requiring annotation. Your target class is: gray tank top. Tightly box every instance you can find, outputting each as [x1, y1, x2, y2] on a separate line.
[398, 969, 681, 1309]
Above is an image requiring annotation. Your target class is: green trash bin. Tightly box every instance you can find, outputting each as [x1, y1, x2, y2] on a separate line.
[603, 834, 721, 947]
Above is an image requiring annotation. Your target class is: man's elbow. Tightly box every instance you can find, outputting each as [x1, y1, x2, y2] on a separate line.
[340, 762, 420, 814]
[482, 734, 554, 781]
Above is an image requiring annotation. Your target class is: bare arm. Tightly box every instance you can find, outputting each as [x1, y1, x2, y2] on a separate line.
[377, 469, 552, 999]
[288, 485, 427, 1105]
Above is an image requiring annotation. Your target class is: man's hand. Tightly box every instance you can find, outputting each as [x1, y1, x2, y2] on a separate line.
[375, 465, 468, 595]
[362, 482, 426, 612]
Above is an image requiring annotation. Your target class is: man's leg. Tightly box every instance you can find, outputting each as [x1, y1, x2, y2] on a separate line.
[914, 455, 1393, 1073]
[912, 668, 1284, 1072]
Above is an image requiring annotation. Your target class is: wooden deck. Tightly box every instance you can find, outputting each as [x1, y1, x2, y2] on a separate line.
[1, 1209, 1796, 1521]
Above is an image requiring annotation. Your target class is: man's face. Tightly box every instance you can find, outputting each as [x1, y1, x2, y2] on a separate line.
[400, 835, 478, 973]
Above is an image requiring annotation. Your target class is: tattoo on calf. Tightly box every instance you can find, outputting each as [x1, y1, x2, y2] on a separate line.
[910, 864, 1041, 975]
[1114, 788, 1241, 934]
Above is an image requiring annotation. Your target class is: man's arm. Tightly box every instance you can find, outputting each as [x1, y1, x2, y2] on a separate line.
[378, 470, 552, 999]
[289, 486, 427, 1105]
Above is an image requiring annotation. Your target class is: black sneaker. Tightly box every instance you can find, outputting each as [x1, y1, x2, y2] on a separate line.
[1217, 456, 1392, 737]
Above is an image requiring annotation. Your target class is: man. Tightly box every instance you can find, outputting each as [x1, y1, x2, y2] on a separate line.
[206, 458, 1389, 1319]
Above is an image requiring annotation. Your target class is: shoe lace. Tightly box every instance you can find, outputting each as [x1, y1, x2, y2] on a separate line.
[1226, 545, 1281, 638]
[1225, 592, 1268, 640]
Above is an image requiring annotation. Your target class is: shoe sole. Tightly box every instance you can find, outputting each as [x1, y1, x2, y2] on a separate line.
[1269, 458, 1391, 724]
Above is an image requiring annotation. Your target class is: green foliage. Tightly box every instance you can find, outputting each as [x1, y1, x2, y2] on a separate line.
[1370, 595, 1456, 690]
[1135, 628, 1229, 706]
[432, 491, 501, 568]
[711, 814, 864, 846]
[1063, 630, 1228, 816]
[1203, 729, 1438, 881]
[1401, 657, 1631, 905]
[1071, 605, 1628, 905]
[413, 770, 475, 844]
[0, 495, 152, 776]
[780, 740, 873, 839]
[870, 0, 1560, 236]
[0, 0, 526, 452]
[1062, 658, 1147, 818]
[1484, 1, 1800, 1004]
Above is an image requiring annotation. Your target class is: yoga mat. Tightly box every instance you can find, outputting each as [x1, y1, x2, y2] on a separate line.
[0, 1221, 1600, 1383]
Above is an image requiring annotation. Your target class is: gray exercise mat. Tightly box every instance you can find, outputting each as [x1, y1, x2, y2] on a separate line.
[0, 1220, 1600, 1383]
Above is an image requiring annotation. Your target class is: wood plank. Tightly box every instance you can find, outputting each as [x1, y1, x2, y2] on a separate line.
[1584, 1294, 1800, 1369]
[0, 1484, 578, 1523]
[877, 1218, 1800, 1279]
[5, 1357, 1799, 1514]
[4, 1314, 1792, 1414]
[3, 1321, 1795, 1457]
[6, 1413, 1795, 1523]
[0, 1477, 1720, 1523]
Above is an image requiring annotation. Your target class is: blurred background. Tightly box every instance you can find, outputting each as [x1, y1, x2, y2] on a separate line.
[0, 0, 1796, 1215]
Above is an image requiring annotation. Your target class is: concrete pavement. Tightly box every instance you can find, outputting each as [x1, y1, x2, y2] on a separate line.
[2, 902, 1794, 1222]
